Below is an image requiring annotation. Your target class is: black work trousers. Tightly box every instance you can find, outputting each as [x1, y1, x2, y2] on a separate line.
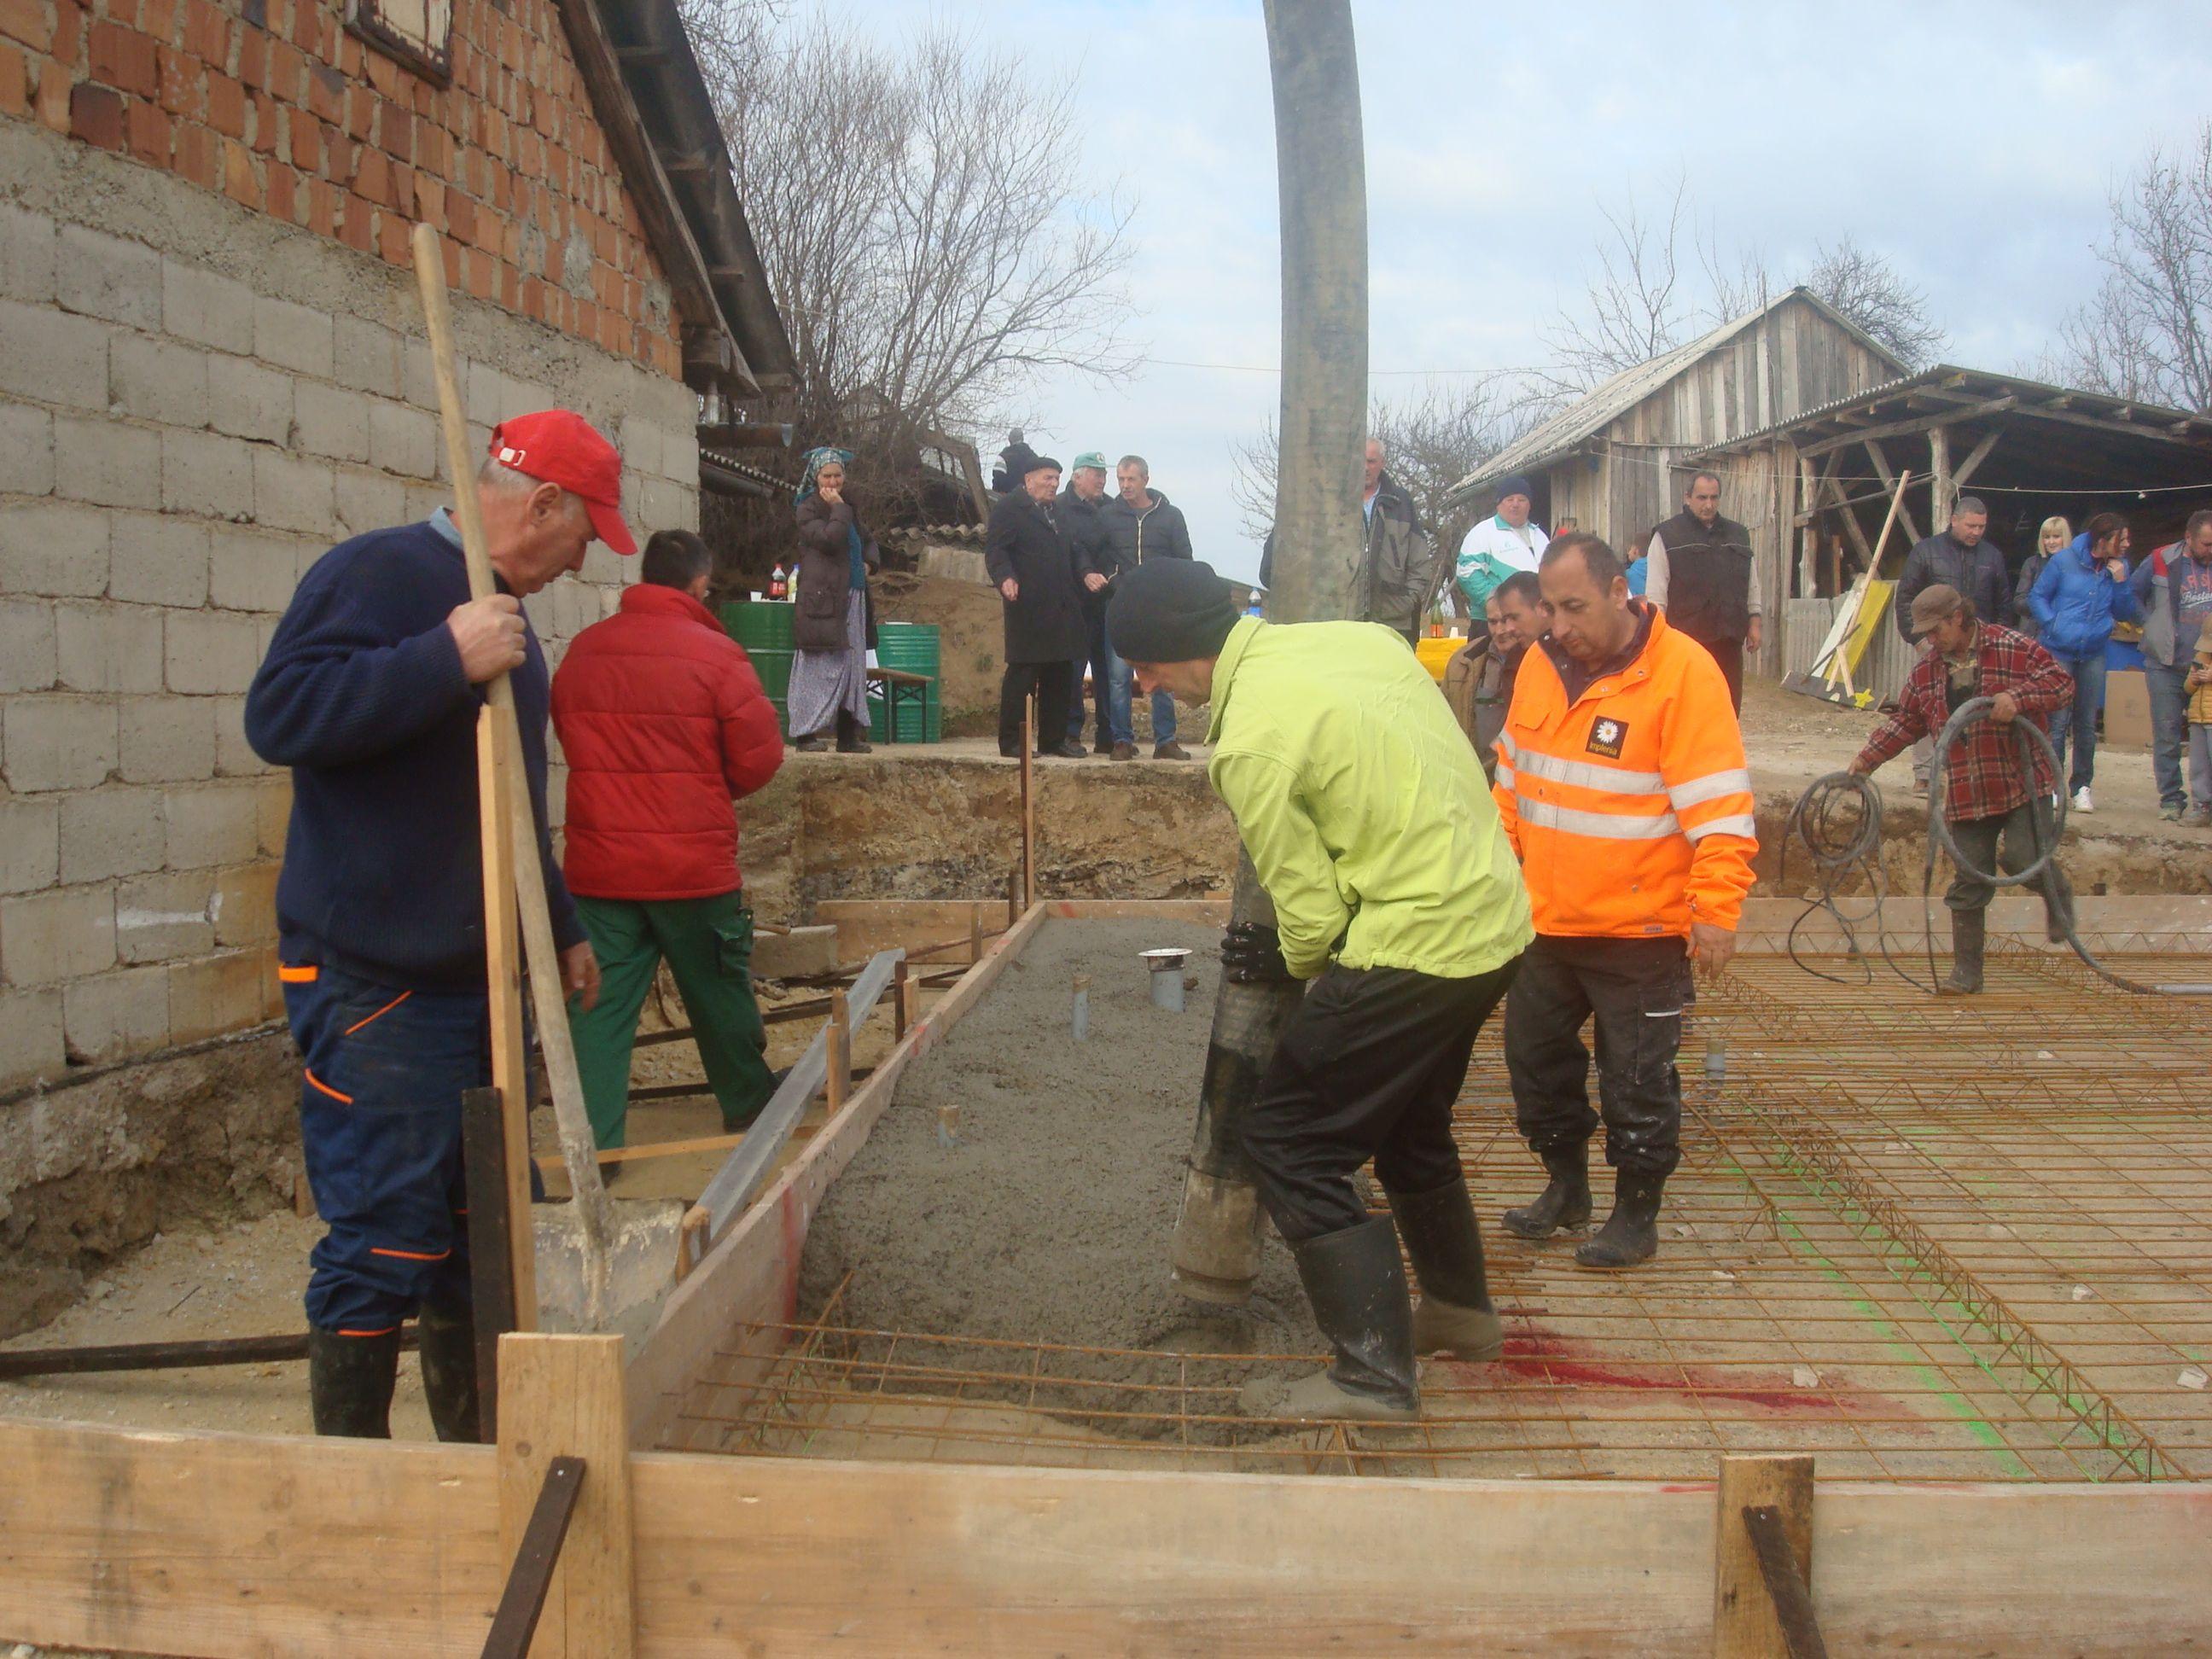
[1690, 633, 1745, 713]
[1504, 933, 1691, 1179]
[1242, 960, 1517, 1243]
[1946, 800, 2074, 918]
[998, 661, 1073, 756]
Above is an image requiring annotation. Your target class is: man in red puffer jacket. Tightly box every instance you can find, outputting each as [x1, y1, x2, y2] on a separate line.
[551, 529, 785, 1150]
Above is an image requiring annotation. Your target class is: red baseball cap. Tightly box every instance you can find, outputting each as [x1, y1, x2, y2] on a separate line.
[488, 410, 638, 556]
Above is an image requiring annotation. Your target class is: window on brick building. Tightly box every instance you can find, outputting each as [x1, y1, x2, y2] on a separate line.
[346, 0, 455, 84]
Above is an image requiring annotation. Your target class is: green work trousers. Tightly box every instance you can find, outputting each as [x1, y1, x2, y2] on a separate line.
[568, 891, 775, 1150]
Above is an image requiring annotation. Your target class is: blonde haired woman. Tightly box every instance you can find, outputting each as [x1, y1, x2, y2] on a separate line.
[2013, 515, 2069, 638]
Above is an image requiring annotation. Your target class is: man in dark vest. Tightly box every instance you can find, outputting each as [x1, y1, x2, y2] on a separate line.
[1645, 469, 1760, 711]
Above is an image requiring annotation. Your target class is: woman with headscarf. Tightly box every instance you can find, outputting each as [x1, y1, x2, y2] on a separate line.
[789, 447, 879, 753]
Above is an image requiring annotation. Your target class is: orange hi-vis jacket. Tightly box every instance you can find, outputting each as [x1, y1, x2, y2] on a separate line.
[1493, 604, 1758, 939]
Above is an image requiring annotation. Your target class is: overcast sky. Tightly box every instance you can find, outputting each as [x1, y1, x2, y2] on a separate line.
[839, 0, 2212, 583]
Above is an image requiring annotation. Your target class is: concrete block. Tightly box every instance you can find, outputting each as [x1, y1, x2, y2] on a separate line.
[0, 298, 111, 411]
[62, 965, 171, 1062]
[54, 600, 165, 693]
[255, 776, 292, 854]
[118, 869, 216, 964]
[252, 448, 335, 537]
[579, 544, 624, 586]
[754, 924, 840, 978]
[400, 337, 437, 410]
[206, 353, 293, 445]
[165, 609, 260, 694]
[118, 695, 218, 783]
[211, 859, 277, 946]
[208, 527, 301, 613]
[254, 296, 334, 380]
[293, 379, 369, 463]
[212, 696, 266, 776]
[0, 987, 65, 1088]
[55, 225, 162, 330]
[403, 483, 448, 523]
[0, 798, 60, 894]
[58, 784, 166, 882]
[0, 597, 56, 693]
[162, 259, 256, 355]
[53, 413, 162, 509]
[0, 501, 110, 597]
[369, 399, 439, 480]
[164, 781, 260, 869]
[1, 695, 117, 793]
[109, 334, 210, 427]
[333, 316, 401, 399]
[617, 413, 661, 477]
[160, 428, 255, 521]
[166, 948, 263, 1042]
[109, 510, 212, 607]
[0, 203, 56, 305]
[521, 588, 555, 637]
[0, 884, 116, 986]
[464, 356, 505, 427]
[0, 400, 55, 495]
[333, 468, 407, 537]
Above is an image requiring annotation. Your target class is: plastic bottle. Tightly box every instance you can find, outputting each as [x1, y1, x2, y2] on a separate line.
[768, 563, 787, 601]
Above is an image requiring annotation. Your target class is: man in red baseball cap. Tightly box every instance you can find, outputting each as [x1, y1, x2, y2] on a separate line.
[242, 406, 634, 1444]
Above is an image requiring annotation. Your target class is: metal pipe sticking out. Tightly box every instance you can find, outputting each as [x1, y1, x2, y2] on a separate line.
[1142, 949, 1190, 1013]
[1072, 974, 1091, 1041]
[937, 1103, 962, 1150]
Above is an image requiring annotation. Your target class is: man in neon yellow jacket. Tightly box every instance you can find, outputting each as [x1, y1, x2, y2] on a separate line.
[1110, 559, 1533, 1423]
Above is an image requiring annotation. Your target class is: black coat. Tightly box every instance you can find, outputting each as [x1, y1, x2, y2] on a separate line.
[1057, 485, 1116, 611]
[1097, 488, 1194, 584]
[793, 493, 879, 652]
[1895, 529, 2010, 643]
[984, 491, 1085, 663]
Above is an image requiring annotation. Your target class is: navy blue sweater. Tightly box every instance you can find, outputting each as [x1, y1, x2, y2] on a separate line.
[246, 518, 583, 990]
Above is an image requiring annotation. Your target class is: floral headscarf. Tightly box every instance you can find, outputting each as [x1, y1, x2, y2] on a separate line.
[795, 446, 856, 504]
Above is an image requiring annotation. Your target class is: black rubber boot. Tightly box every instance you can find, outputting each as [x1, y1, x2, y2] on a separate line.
[1574, 1171, 1667, 1271]
[1238, 1215, 1419, 1422]
[1501, 1144, 1592, 1239]
[307, 1327, 401, 1438]
[416, 1294, 483, 1444]
[1387, 1179, 1504, 1360]
[1945, 908, 1986, 994]
[834, 709, 873, 754]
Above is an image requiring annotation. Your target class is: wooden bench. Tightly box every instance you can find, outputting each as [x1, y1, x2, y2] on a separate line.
[865, 666, 933, 743]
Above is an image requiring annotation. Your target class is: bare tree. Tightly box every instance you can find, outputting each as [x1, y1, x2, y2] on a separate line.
[683, 3, 1137, 576]
[2056, 122, 2212, 411]
[1803, 235, 1944, 370]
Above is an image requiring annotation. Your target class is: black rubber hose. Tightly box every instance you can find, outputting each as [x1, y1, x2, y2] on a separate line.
[1779, 770, 1930, 989]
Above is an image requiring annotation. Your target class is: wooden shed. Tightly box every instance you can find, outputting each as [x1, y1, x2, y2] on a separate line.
[1445, 288, 1905, 654]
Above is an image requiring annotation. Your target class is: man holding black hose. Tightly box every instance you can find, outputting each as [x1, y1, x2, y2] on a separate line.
[1109, 558, 1533, 1424]
[1848, 584, 2077, 992]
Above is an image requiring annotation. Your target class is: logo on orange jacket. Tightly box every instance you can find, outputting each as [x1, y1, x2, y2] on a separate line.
[1586, 717, 1628, 759]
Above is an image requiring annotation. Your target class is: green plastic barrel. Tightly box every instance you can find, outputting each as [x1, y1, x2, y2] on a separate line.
[872, 622, 941, 743]
[722, 602, 796, 735]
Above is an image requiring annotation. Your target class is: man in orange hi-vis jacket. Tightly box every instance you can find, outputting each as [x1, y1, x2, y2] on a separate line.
[1491, 532, 1757, 1270]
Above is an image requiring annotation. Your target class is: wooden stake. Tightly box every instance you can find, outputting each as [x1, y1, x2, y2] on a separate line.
[477, 707, 535, 1331]
[824, 988, 851, 1115]
[1714, 1453, 1818, 1658]
[1020, 694, 1037, 909]
[496, 1333, 636, 1656]
[463, 1085, 520, 1439]
[892, 958, 910, 1040]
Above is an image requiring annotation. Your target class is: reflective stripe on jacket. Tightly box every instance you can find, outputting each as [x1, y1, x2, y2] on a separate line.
[1492, 604, 1757, 937]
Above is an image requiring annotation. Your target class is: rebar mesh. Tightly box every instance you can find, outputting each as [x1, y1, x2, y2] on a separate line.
[662, 946, 2212, 1483]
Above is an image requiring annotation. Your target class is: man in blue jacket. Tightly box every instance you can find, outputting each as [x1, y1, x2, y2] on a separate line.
[2029, 513, 2140, 813]
[2129, 510, 2212, 821]
[246, 410, 629, 1441]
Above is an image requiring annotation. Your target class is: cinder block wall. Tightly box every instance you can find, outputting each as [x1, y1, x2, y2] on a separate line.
[0, 115, 701, 1091]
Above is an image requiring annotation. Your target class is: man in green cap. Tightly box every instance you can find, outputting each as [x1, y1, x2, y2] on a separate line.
[1061, 451, 1117, 753]
[1110, 558, 1533, 1423]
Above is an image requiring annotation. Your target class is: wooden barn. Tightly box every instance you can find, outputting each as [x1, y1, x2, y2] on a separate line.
[1444, 288, 1905, 666]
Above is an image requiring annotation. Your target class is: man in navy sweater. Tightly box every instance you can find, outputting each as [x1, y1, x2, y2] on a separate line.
[246, 409, 633, 1440]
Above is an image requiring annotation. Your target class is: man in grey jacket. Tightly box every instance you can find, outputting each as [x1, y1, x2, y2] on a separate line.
[1356, 439, 1437, 643]
[2130, 509, 2212, 821]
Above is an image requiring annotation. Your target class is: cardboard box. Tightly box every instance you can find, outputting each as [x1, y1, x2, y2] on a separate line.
[2104, 667, 2151, 749]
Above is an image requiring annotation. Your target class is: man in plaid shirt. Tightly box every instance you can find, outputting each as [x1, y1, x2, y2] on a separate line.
[1849, 584, 2076, 992]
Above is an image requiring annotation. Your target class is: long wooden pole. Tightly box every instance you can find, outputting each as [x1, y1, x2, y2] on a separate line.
[411, 223, 614, 1326]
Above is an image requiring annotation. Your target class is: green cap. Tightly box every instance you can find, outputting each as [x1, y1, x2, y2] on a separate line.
[1070, 451, 1109, 474]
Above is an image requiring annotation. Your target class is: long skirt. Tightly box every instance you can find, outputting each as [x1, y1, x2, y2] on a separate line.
[788, 589, 870, 738]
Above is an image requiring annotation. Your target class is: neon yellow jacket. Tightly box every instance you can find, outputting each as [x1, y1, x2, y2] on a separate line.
[1205, 616, 1533, 980]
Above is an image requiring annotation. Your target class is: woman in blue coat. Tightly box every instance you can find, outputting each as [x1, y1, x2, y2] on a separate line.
[2028, 512, 2141, 812]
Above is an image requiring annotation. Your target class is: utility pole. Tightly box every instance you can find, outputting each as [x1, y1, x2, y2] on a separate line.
[1168, 0, 1367, 1304]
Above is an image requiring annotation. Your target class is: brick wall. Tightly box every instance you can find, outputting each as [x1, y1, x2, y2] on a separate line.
[0, 0, 682, 378]
[0, 113, 701, 1091]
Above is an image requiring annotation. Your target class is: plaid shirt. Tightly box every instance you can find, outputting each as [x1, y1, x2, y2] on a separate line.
[1854, 622, 2073, 822]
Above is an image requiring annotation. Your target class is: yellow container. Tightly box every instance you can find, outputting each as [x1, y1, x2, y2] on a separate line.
[1414, 634, 1464, 684]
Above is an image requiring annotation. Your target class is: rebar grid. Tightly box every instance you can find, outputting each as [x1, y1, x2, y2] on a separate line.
[661, 946, 2212, 1482]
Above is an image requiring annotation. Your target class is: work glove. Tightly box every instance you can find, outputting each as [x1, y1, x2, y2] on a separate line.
[1220, 921, 1295, 983]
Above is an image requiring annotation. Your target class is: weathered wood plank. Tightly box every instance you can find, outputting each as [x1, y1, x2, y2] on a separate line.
[498, 1334, 635, 1656]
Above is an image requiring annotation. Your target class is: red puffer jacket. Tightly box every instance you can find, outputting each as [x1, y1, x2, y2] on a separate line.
[550, 584, 784, 900]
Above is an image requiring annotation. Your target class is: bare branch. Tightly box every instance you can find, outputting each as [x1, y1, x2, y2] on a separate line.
[2057, 122, 2212, 411]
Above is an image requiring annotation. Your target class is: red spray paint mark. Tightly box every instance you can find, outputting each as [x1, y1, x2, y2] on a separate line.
[1436, 1329, 1892, 1417]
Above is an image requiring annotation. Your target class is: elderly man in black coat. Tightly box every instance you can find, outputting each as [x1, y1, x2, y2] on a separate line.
[986, 451, 1088, 759]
